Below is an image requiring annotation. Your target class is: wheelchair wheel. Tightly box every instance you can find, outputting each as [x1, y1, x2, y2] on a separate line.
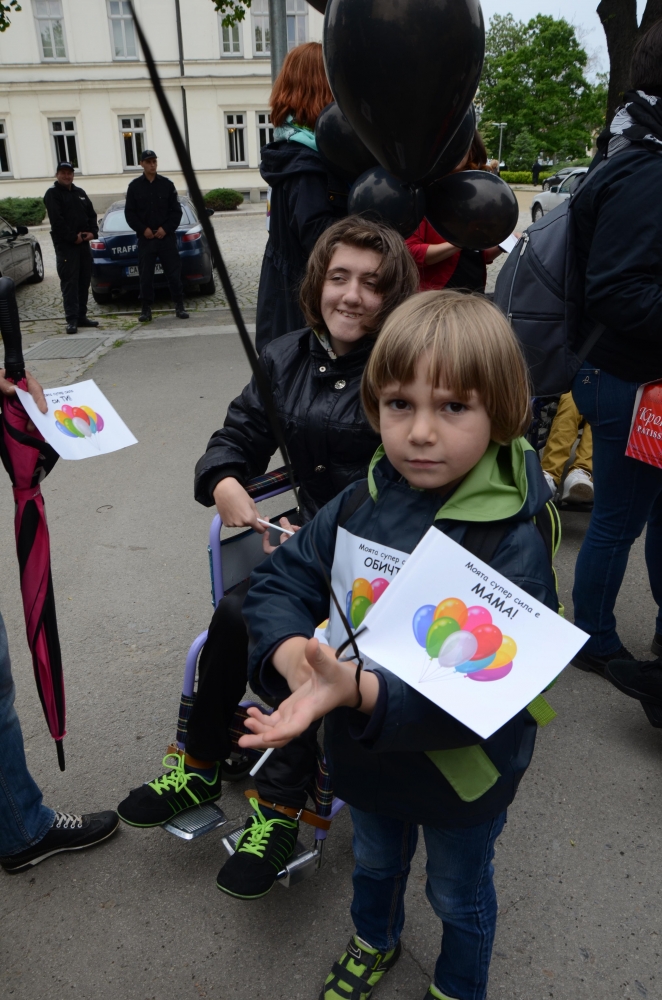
[221, 751, 254, 782]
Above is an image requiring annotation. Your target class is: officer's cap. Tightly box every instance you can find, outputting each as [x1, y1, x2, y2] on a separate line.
[140, 149, 157, 162]
[56, 161, 74, 172]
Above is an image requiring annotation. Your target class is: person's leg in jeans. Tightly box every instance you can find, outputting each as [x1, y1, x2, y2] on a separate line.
[646, 489, 662, 643]
[572, 368, 662, 656]
[348, 807, 506, 1000]
[0, 610, 54, 857]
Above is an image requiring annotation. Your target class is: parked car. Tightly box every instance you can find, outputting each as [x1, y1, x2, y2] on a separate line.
[90, 196, 215, 304]
[541, 166, 578, 191]
[0, 215, 44, 287]
[531, 168, 589, 222]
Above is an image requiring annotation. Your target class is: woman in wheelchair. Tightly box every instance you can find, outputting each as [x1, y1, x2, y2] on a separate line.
[117, 216, 419, 899]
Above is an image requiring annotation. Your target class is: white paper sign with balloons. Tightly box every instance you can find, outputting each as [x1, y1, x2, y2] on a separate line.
[356, 526, 588, 739]
[16, 378, 137, 461]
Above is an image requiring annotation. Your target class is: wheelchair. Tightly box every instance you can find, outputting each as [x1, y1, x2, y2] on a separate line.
[161, 467, 346, 887]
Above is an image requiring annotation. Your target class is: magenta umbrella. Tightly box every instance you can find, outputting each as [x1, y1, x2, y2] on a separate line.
[0, 276, 66, 769]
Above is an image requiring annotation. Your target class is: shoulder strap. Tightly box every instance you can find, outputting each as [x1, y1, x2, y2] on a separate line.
[337, 481, 372, 528]
[533, 501, 561, 565]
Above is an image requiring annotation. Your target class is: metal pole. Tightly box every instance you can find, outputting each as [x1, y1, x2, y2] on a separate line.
[174, 0, 190, 155]
[497, 125, 505, 165]
[268, 0, 288, 82]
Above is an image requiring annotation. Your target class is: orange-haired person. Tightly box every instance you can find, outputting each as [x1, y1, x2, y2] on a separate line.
[256, 42, 348, 352]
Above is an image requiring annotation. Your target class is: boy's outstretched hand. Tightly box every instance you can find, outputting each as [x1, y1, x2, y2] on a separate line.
[239, 637, 379, 750]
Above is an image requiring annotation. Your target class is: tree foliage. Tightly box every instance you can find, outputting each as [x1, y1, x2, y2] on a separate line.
[0, 1, 21, 33]
[210, 0, 252, 28]
[478, 14, 607, 165]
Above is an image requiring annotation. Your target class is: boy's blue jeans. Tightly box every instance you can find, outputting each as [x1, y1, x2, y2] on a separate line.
[0, 610, 54, 857]
[572, 368, 662, 655]
[349, 806, 506, 1000]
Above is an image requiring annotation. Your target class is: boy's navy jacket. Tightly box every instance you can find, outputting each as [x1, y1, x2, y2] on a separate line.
[244, 440, 557, 829]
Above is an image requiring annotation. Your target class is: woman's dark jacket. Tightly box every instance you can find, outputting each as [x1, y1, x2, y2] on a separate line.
[255, 140, 347, 353]
[573, 145, 662, 382]
[193, 328, 381, 523]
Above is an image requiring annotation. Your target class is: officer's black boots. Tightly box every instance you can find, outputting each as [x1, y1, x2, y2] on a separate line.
[77, 317, 99, 328]
[175, 302, 189, 320]
[66, 323, 77, 335]
[139, 306, 152, 323]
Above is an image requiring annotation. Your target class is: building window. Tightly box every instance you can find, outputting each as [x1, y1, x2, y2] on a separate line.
[251, 0, 270, 55]
[50, 119, 79, 170]
[225, 113, 247, 165]
[108, 0, 138, 60]
[119, 116, 146, 168]
[0, 123, 11, 175]
[220, 21, 242, 56]
[287, 0, 308, 49]
[35, 0, 67, 61]
[257, 112, 274, 152]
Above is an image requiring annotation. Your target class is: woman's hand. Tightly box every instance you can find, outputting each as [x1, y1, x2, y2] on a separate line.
[261, 516, 300, 554]
[0, 369, 48, 432]
[213, 476, 265, 532]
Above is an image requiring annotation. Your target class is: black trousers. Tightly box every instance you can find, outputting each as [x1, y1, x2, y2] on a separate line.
[185, 580, 319, 809]
[138, 234, 183, 304]
[54, 243, 92, 323]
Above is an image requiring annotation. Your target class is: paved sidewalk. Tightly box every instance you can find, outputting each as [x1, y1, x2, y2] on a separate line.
[0, 326, 660, 1000]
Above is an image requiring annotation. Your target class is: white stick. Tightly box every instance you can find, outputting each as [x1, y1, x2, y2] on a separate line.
[257, 518, 295, 537]
[249, 745, 275, 776]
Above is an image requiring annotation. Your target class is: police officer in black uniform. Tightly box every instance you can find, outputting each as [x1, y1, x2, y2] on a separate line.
[124, 150, 189, 323]
[44, 161, 100, 335]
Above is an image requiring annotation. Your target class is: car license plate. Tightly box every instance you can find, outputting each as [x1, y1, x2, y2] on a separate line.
[125, 264, 163, 276]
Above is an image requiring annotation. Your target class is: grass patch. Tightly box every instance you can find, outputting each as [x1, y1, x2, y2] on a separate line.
[112, 338, 125, 348]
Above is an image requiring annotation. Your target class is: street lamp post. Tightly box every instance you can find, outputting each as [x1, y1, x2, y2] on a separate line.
[268, 0, 288, 82]
[492, 122, 507, 166]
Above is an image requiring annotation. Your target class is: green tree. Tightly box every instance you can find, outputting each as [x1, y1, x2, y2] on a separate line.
[210, 0, 251, 28]
[509, 131, 538, 171]
[477, 14, 607, 164]
[0, 2, 21, 32]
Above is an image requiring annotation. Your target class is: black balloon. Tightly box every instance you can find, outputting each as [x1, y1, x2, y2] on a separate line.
[425, 171, 519, 251]
[323, 0, 484, 183]
[349, 167, 425, 238]
[315, 102, 378, 182]
[424, 105, 476, 185]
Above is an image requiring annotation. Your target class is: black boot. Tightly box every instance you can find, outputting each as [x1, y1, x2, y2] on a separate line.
[175, 302, 189, 319]
[77, 316, 99, 328]
[138, 305, 152, 323]
[65, 323, 78, 335]
[606, 656, 662, 703]
[573, 644, 634, 678]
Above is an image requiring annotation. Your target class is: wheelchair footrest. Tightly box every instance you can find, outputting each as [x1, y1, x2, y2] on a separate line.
[162, 802, 228, 840]
[221, 823, 323, 887]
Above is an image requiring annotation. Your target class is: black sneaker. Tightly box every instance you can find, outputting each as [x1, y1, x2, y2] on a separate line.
[652, 633, 662, 657]
[138, 306, 152, 323]
[0, 810, 119, 873]
[573, 643, 634, 678]
[117, 754, 223, 827]
[216, 798, 298, 899]
[606, 656, 662, 704]
[65, 323, 77, 335]
[175, 303, 189, 319]
[319, 935, 402, 1000]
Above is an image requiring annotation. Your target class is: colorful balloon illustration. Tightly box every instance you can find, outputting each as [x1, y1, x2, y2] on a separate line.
[347, 575, 392, 628]
[433, 597, 468, 629]
[55, 403, 104, 440]
[414, 597, 517, 684]
[437, 629, 477, 668]
[425, 616, 460, 658]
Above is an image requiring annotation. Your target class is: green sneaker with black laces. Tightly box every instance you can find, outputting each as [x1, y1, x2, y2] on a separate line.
[319, 935, 401, 1000]
[117, 753, 223, 827]
[216, 797, 298, 899]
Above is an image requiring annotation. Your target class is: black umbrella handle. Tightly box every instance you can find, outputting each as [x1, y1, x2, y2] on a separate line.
[0, 276, 25, 382]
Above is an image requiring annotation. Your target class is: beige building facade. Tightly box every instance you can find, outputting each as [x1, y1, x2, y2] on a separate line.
[0, 0, 324, 211]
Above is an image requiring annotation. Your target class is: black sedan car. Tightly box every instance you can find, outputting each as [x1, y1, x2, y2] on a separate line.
[0, 214, 44, 286]
[90, 197, 215, 304]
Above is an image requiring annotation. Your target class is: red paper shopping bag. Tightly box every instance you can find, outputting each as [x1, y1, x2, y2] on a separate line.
[626, 381, 662, 469]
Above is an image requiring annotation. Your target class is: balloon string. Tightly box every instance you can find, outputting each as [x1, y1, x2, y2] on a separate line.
[128, 3, 299, 510]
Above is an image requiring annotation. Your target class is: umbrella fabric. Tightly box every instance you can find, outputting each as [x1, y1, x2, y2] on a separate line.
[0, 380, 65, 769]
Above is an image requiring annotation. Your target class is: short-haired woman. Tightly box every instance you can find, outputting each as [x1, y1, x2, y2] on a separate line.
[117, 217, 419, 900]
[256, 42, 348, 352]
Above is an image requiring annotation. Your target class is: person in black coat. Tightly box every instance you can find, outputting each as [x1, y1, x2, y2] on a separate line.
[117, 217, 418, 897]
[256, 42, 347, 353]
[44, 162, 100, 335]
[568, 20, 662, 694]
[124, 150, 188, 323]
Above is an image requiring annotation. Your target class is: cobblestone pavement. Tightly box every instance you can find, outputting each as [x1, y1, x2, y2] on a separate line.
[16, 209, 268, 324]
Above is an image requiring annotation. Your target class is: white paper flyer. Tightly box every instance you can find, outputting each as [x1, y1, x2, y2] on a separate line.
[357, 526, 588, 739]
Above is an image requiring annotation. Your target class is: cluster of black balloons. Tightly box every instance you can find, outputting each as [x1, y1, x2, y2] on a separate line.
[314, 0, 518, 249]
